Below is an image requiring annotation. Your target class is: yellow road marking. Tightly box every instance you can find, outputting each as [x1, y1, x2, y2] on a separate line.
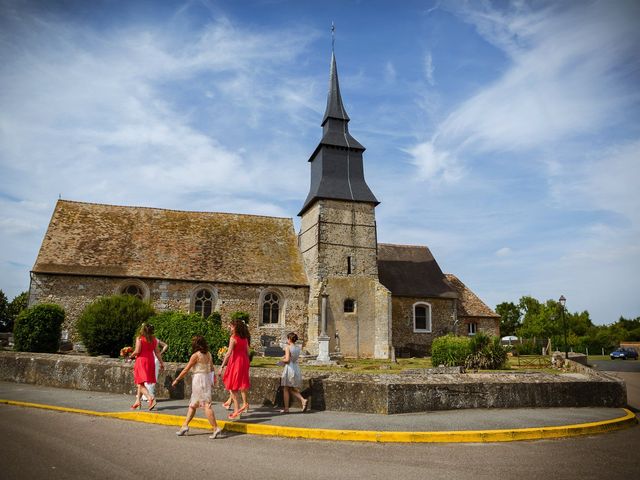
[1, 399, 636, 443]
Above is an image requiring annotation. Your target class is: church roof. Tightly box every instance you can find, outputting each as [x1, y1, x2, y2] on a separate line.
[444, 274, 500, 318]
[33, 200, 309, 287]
[377, 243, 458, 299]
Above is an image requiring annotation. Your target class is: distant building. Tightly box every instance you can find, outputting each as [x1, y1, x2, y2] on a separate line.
[30, 51, 499, 358]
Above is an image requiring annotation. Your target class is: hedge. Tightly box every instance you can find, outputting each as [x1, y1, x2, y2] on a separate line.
[13, 303, 65, 353]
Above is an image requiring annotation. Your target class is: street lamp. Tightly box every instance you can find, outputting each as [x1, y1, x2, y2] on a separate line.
[559, 295, 567, 360]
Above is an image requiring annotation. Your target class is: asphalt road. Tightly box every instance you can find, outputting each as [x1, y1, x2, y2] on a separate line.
[1, 404, 638, 480]
[589, 359, 640, 411]
[590, 358, 640, 373]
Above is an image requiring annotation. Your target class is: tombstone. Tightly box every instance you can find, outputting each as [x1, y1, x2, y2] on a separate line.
[261, 334, 284, 357]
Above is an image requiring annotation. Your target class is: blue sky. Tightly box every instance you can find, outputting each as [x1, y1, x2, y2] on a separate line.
[1, 0, 639, 324]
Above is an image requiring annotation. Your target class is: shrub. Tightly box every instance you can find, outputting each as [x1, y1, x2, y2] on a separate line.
[465, 332, 508, 370]
[431, 334, 471, 367]
[77, 295, 155, 357]
[13, 303, 65, 353]
[150, 311, 229, 363]
[514, 339, 541, 356]
[230, 311, 250, 324]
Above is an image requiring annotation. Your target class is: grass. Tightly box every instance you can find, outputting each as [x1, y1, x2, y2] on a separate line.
[251, 355, 566, 375]
[251, 356, 433, 373]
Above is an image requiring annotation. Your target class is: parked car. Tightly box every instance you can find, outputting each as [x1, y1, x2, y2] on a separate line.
[610, 348, 639, 360]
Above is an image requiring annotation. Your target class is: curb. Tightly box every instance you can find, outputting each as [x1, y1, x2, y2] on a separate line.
[1, 399, 637, 443]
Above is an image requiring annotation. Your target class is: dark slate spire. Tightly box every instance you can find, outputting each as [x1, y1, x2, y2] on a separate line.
[298, 50, 379, 216]
[322, 52, 350, 124]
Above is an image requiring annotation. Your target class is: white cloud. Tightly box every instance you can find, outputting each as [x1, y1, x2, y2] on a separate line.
[495, 247, 512, 257]
[424, 52, 435, 86]
[410, 0, 640, 165]
[403, 141, 463, 182]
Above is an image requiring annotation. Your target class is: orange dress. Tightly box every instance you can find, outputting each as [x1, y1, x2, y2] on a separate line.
[133, 336, 157, 385]
[223, 335, 251, 391]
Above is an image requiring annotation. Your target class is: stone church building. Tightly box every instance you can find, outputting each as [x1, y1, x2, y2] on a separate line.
[29, 52, 499, 358]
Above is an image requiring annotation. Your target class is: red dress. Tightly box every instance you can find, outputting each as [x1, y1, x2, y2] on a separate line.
[133, 336, 157, 385]
[223, 335, 251, 391]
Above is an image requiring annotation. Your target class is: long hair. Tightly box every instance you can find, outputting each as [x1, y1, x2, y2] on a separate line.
[231, 318, 249, 340]
[191, 335, 209, 354]
[139, 323, 154, 343]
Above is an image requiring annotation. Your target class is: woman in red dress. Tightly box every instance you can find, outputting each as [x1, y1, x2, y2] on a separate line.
[219, 318, 251, 419]
[131, 323, 164, 410]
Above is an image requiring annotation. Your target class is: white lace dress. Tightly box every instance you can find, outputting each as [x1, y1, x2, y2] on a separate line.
[190, 352, 213, 407]
[280, 345, 302, 389]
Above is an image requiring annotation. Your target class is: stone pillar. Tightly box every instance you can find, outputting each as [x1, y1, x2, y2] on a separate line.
[317, 293, 330, 362]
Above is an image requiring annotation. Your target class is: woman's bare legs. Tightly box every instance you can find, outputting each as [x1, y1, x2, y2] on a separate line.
[204, 403, 218, 429]
[282, 387, 290, 412]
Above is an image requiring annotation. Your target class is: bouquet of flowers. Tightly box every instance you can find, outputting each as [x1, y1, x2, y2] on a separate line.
[217, 346, 228, 362]
[119, 346, 134, 363]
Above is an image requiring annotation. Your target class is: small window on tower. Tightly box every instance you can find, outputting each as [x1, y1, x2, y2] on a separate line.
[347, 256, 352, 275]
[344, 299, 355, 313]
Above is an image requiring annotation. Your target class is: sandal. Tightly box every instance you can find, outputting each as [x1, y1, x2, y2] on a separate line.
[148, 397, 157, 411]
[301, 399, 308, 412]
[131, 401, 141, 410]
[222, 400, 232, 410]
[279, 409, 290, 413]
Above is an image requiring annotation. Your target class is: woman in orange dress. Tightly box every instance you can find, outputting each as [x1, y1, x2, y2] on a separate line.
[219, 318, 251, 420]
[131, 323, 164, 410]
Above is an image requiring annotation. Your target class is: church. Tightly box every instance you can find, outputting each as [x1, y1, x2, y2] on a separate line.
[28, 51, 499, 359]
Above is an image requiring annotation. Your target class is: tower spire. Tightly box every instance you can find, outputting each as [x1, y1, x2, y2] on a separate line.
[298, 32, 379, 216]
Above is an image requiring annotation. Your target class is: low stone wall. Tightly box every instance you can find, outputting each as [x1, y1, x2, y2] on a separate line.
[0, 351, 627, 414]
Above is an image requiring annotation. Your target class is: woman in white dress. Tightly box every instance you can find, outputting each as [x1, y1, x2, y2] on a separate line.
[171, 336, 222, 439]
[279, 332, 308, 413]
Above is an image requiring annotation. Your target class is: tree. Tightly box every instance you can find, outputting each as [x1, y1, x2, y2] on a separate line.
[495, 302, 521, 336]
[0, 290, 9, 332]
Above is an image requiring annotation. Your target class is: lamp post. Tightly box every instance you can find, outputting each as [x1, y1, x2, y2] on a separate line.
[559, 295, 568, 360]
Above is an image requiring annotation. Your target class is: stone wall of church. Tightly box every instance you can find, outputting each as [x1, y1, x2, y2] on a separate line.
[459, 316, 500, 337]
[390, 296, 456, 357]
[29, 273, 309, 350]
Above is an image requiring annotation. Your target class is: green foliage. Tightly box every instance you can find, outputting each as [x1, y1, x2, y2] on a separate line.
[431, 334, 471, 367]
[495, 301, 521, 336]
[0, 290, 8, 332]
[230, 311, 250, 323]
[150, 311, 229, 363]
[13, 303, 65, 353]
[465, 332, 508, 370]
[0, 290, 28, 333]
[77, 295, 155, 357]
[514, 339, 541, 355]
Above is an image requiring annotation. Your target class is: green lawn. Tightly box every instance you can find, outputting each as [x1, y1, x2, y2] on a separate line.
[251, 356, 433, 373]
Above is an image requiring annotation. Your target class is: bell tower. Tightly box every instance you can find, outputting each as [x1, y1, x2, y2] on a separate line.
[298, 45, 391, 359]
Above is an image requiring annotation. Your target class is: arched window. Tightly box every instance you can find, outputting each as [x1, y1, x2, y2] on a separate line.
[116, 279, 149, 301]
[262, 292, 280, 325]
[194, 289, 214, 318]
[344, 298, 355, 313]
[413, 302, 432, 333]
[122, 284, 144, 299]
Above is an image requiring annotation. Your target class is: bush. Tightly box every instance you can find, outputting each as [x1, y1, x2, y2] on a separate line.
[150, 311, 229, 363]
[514, 339, 541, 356]
[77, 295, 155, 357]
[465, 332, 508, 370]
[230, 311, 250, 324]
[13, 303, 65, 353]
[431, 334, 471, 367]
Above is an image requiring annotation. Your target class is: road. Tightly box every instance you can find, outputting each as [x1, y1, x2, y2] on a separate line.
[0, 404, 638, 480]
[590, 358, 640, 410]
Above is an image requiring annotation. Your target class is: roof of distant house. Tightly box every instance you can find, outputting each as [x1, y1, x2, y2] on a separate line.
[33, 200, 308, 287]
[445, 274, 500, 318]
[377, 243, 458, 298]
